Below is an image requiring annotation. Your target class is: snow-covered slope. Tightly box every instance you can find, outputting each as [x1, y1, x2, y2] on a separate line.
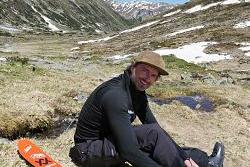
[104, 0, 175, 20]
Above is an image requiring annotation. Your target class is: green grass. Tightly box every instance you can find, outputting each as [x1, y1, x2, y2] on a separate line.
[0, 30, 12, 37]
[147, 83, 192, 98]
[150, 39, 185, 48]
[0, 61, 47, 81]
[163, 55, 212, 73]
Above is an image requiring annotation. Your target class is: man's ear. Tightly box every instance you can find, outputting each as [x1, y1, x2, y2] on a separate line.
[131, 61, 137, 70]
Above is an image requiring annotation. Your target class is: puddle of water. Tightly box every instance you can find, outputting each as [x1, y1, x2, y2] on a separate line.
[149, 95, 214, 112]
[174, 95, 214, 112]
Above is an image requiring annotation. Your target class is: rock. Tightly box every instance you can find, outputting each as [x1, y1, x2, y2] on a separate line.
[0, 137, 11, 144]
[180, 72, 193, 82]
[238, 58, 250, 64]
[0, 57, 7, 63]
[73, 93, 88, 103]
[218, 73, 235, 85]
[202, 73, 217, 85]
[218, 77, 235, 85]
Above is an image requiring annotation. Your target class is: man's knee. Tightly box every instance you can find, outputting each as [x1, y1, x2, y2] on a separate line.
[135, 123, 165, 147]
[147, 123, 164, 136]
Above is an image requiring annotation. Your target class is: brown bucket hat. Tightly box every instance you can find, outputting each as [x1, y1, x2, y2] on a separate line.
[134, 51, 169, 75]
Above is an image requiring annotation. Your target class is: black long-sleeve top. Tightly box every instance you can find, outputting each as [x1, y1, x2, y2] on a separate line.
[74, 70, 162, 167]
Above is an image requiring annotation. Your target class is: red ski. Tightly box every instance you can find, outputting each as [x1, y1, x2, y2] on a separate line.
[17, 138, 62, 167]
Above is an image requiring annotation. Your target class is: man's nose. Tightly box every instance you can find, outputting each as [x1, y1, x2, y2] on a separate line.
[145, 73, 153, 83]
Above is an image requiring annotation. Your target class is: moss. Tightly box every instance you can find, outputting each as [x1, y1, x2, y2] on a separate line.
[0, 31, 12, 37]
[0, 113, 52, 140]
[47, 55, 67, 61]
[147, 83, 192, 98]
[150, 39, 185, 48]
[162, 55, 211, 74]
[0, 62, 47, 81]
[7, 56, 29, 65]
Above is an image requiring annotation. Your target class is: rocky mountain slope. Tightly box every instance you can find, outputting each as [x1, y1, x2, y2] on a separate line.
[0, 0, 131, 34]
[104, 0, 175, 20]
[79, 0, 249, 71]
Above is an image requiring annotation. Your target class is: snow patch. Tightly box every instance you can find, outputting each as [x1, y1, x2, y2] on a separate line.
[163, 9, 181, 17]
[70, 47, 80, 51]
[154, 42, 232, 64]
[234, 20, 250, 28]
[239, 46, 250, 51]
[166, 26, 204, 37]
[184, 0, 242, 14]
[120, 20, 159, 33]
[78, 20, 159, 44]
[238, 43, 250, 57]
[0, 57, 7, 62]
[78, 35, 119, 44]
[108, 54, 131, 60]
[0, 24, 21, 32]
[221, 0, 241, 5]
[31, 6, 60, 31]
[96, 23, 103, 27]
[95, 29, 103, 34]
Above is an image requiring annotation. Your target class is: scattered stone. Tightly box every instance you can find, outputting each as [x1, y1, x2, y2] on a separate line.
[201, 73, 218, 85]
[218, 73, 235, 85]
[0, 57, 7, 62]
[0, 137, 11, 144]
[180, 72, 192, 82]
[73, 93, 88, 103]
[238, 58, 250, 64]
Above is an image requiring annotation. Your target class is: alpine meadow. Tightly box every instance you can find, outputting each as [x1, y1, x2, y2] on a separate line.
[0, 0, 249, 166]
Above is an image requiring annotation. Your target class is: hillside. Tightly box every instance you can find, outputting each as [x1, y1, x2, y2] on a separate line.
[0, 0, 249, 166]
[0, 0, 131, 34]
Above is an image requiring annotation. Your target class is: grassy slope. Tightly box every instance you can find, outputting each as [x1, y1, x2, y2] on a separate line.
[0, 1, 250, 165]
[0, 34, 249, 166]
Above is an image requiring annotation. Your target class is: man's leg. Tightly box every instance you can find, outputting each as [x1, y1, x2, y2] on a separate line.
[69, 139, 124, 167]
[133, 123, 184, 167]
[134, 123, 210, 167]
[182, 147, 208, 167]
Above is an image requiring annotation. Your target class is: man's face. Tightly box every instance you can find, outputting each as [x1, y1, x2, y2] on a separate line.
[131, 63, 159, 91]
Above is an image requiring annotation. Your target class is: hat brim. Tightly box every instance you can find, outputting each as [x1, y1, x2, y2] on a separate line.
[136, 61, 169, 75]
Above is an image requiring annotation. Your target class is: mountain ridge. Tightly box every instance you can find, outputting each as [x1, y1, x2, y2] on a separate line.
[0, 0, 131, 34]
[104, 0, 176, 20]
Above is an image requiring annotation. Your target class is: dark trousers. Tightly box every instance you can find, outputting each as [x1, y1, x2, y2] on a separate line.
[69, 123, 208, 167]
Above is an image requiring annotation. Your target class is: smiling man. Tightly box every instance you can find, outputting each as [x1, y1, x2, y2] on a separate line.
[69, 51, 224, 167]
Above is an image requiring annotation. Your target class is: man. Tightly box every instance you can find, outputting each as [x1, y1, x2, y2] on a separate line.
[69, 51, 224, 167]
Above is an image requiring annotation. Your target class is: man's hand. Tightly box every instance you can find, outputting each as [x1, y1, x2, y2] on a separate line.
[184, 158, 199, 167]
